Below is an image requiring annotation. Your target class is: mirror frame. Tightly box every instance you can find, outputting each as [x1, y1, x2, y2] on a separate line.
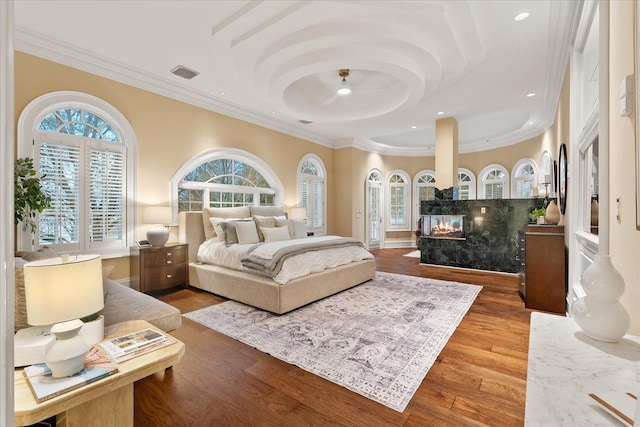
[559, 143, 568, 214]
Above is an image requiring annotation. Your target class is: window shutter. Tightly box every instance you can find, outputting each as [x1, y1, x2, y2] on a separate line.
[89, 148, 124, 242]
[39, 142, 81, 245]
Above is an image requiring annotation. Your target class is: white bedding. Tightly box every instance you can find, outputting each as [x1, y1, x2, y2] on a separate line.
[197, 238, 374, 285]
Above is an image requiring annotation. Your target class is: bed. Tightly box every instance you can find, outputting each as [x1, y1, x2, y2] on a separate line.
[178, 206, 376, 314]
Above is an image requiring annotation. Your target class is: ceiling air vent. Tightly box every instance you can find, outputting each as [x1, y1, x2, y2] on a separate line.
[170, 65, 200, 80]
[299, 120, 313, 125]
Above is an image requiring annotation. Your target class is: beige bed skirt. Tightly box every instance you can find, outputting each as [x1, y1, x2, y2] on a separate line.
[189, 258, 376, 314]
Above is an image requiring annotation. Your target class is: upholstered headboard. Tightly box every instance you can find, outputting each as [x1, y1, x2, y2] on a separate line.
[178, 211, 206, 263]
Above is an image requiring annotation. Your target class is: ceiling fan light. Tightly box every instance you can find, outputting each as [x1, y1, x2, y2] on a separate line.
[337, 78, 351, 96]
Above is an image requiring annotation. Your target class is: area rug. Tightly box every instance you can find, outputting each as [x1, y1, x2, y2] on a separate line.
[403, 250, 421, 258]
[183, 271, 481, 412]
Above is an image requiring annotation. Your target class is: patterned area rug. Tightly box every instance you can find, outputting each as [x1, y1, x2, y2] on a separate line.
[184, 271, 481, 412]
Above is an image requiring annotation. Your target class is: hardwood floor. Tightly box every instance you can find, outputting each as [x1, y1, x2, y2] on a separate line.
[135, 248, 536, 426]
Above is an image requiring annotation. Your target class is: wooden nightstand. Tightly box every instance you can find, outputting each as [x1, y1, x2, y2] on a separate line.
[130, 243, 189, 293]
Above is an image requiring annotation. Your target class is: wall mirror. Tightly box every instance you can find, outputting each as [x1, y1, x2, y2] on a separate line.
[558, 143, 568, 214]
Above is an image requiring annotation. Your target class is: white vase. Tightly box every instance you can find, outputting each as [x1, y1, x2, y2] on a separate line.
[79, 315, 105, 345]
[572, 255, 630, 342]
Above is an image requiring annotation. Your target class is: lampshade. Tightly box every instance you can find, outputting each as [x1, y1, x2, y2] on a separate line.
[23, 255, 104, 377]
[142, 206, 172, 225]
[24, 255, 104, 326]
[289, 207, 307, 220]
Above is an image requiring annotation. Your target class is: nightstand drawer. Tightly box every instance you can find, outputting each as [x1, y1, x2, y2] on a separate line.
[143, 246, 187, 268]
[143, 265, 186, 290]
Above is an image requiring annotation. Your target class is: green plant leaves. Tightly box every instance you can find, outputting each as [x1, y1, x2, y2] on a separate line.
[14, 157, 52, 233]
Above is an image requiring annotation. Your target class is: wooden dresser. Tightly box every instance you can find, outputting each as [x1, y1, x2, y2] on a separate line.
[130, 243, 188, 293]
[524, 225, 566, 314]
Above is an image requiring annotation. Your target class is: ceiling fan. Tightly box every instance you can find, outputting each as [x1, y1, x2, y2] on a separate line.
[322, 69, 352, 105]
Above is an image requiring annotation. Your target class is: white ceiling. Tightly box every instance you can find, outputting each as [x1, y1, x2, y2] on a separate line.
[13, 0, 579, 155]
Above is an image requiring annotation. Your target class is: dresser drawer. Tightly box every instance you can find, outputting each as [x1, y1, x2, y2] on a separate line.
[143, 265, 186, 290]
[143, 246, 187, 268]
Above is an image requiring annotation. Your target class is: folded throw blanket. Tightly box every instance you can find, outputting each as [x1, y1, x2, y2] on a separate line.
[241, 236, 365, 278]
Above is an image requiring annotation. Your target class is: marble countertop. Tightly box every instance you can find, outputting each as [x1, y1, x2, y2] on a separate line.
[525, 312, 640, 426]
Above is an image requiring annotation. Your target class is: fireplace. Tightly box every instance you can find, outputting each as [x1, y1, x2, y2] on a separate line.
[421, 215, 465, 240]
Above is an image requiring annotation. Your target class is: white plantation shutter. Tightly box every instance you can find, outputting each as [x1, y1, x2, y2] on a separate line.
[298, 157, 325, 233]
[89, 148, 124, 244]
[39, 141, 81, 246]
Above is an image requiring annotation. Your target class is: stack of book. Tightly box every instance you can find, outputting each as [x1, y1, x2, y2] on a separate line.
[23, 327, 174, 403]
[23, 346, 118, 403]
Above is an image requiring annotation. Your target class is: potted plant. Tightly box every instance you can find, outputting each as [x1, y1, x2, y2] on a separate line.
[530, 207, 547, 224]
[14, 157, 51, 232]
[79, 291, 109, 345]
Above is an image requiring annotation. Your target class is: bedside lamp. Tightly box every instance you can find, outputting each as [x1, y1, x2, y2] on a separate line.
[23, 255, 104, 377]
[143, 206, 172, 246]
[289, 207, 307, 222]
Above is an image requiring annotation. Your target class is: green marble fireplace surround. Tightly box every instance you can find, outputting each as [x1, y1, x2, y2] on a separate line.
[420, 198, 547, 273]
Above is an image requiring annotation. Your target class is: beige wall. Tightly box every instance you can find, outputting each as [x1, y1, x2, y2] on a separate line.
[609, 1, 639, 334]
[15, 51, 564, 283]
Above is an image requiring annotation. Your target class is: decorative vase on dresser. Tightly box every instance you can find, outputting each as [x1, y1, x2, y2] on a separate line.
[544, 200, 560, 225]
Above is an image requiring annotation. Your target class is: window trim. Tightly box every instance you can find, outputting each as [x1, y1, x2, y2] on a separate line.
[413, 169, 435, 231]
[511, 158, 539, 198]
[17, 91, 136, 256]
[458, 168, 476, 200]
[478, 164, 510, 199]
[386, 169, 411, 231]
[296, 153, 327, 235]
[170, 148, 284, 223]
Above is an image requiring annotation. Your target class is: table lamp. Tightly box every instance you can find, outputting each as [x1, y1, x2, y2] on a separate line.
[289, 207, 307, 222]
[143, 206, 172, 246]
[23, 254, 104, 377]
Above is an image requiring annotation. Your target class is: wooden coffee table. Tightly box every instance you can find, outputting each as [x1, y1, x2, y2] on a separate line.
[14, 320, 185, 426]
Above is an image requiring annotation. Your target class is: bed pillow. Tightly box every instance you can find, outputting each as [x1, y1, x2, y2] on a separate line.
[235, 221, 260, 244]
[275, 219, 307, 239]
[253, 216, 276, 241]
[202, 206, 251, 240]
[220, 220, 254, 246]
[261, 226, 291, 243]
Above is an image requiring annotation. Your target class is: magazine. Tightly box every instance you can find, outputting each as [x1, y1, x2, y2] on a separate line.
[23, 346, 118, 403]
[98, 328, 174, 363]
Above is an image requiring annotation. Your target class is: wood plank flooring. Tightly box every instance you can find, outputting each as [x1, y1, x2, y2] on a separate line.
[134, 248, 537, 426]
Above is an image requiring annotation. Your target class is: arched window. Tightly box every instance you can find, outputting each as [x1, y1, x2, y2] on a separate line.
[413, 170, 435, 229]
[512, 159, 538, 198]
[478, 164, 510, 199]
[172, 149, 283, 219]
[18, 92, 136, 256]
[297, 154, 326, 234]
[387, 170, 411, 229]
[539, 150, 553, 196]
[458, 168, 476, 200]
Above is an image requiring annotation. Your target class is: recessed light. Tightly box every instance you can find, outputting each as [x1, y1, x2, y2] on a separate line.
[437, 111, 444, 115]
[219, 91, 226, 95]
[514, 12, 530, 22]
[271, 111, 276, 115]
[526, 92, 536, 97]
[411, 125, 417, 129]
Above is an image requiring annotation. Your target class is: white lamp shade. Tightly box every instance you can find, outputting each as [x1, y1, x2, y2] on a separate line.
[23, 255, 104, 326]
[142, 206, 172, 225]
[289, 207, 307, 220]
